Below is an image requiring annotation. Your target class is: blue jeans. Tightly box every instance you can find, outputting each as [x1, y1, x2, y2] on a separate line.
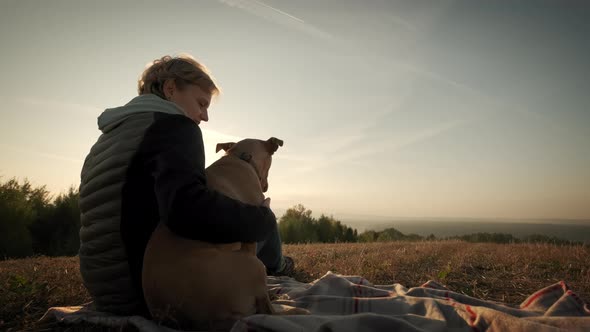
[256, 222, 284, 273]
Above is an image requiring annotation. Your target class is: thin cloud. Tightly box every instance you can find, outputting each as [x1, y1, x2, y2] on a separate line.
[398, 62, 480, 96]
[396, 62, 580, 137]
[390, 119, 468, 151]
[217, 0, 333, 40]
[0, 96, 102, 115]
[286, 118, 469, 174]
[385, 13, 419, 32]
[251, 0, 304, 23]
[0, 143, 82, 164]
[282, 97, 415, 173]
[337, 119, 468, 163]
[304, 97, 408, 159]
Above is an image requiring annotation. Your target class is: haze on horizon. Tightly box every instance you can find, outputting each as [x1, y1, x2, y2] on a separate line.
[0, 0, 589, 221]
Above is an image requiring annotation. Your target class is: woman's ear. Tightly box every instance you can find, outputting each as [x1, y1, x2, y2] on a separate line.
[162, 79, 176, 100]
[216, 142, 236, 153]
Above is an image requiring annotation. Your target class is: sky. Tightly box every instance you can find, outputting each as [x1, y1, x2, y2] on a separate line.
[0, 0, 589, 221]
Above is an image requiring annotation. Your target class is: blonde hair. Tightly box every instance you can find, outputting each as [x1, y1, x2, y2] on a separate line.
[138, 54, 220, 99]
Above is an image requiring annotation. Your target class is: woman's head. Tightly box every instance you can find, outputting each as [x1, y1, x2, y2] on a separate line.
[138, 54, 220, 124]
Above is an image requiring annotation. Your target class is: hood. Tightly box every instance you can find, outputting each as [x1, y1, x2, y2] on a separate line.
[97, 94, 185, 133]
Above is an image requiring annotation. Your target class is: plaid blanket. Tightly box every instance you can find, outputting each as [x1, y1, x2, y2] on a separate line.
[41, 271, 590, 331]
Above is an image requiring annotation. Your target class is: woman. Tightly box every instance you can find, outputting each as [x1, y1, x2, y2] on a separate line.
[78, 54, 293, 316]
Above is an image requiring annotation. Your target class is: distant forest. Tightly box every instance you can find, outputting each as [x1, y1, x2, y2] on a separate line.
[279, 204, 585, 246]
[0, 178, 585, 259]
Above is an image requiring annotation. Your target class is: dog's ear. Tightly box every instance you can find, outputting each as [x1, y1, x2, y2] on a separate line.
[266, 137, 284, 154]
[216, 142, 236, 153]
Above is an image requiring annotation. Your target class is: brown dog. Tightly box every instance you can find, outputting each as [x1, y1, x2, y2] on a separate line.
[142, 137, 303, 330]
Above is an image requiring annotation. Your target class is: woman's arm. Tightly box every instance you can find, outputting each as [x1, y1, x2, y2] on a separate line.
[138, 113, 277, 243]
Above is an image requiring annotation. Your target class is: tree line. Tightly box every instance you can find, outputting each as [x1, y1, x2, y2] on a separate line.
[0, 178, 80, 259]
[277, 205, 584, 246]
[0, 178, 584, 259]
[278, 204, 358, 243]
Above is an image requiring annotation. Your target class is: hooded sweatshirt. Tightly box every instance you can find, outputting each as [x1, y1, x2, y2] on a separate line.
[78, 94, 277, 316]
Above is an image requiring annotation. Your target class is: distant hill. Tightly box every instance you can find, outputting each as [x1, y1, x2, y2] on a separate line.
[274, 207, 589, 244]
[337, 219, 590, 244]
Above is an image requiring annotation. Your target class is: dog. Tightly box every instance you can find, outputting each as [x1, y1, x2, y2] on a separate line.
[142, 137, 306, 330]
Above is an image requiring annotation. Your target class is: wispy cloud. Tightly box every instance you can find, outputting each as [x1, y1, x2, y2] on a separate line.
[250, 0, 304, 23]
[282, 118, 469, 174]
[395, 62, 482, 97]
[280, 91, 421, 172]
[301, 96, 409, 160]
[0, 143, 82, 163]
[385, 13, 419, 32]
[0, 95, 102, 115]
[395, 62, 578, 137]
[217, 0, 333, 40]
[335, 118, 468, 163]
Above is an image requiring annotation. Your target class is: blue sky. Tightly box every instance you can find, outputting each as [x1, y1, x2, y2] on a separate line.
[0, 0, 588, 220]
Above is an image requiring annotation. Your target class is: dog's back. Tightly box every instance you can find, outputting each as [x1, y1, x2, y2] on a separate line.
[205, 154, 265, 206]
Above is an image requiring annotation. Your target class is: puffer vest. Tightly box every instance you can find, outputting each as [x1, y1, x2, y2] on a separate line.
[78, 113, 155, 314]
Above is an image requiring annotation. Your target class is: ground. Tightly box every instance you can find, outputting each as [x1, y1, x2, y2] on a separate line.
[1, 241, 589, 331]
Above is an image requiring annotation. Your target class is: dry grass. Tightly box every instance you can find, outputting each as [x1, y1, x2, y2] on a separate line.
[0, 256, 91, 331]
[2, 241, 589, 331]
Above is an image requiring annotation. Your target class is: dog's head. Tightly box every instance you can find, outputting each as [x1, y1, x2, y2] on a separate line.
[215, 137, 283, 192]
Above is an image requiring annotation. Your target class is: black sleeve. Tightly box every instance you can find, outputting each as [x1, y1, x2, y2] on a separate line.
[139, 113, 276, 243]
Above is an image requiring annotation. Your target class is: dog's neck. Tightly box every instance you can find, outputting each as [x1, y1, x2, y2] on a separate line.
[234, 152, 263, 181]
[207, 154, 265, 204]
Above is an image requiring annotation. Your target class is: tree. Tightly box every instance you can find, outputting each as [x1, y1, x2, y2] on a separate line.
[0, 177, 82, 258]
[279, 204, 317, 243]
[29, 187, 80, 256]
[316, 215, 333, 242]
[376, 228, 406, 242]
[0, 178, 50, 258]
[358, 228, 424, 242]
[358, 230, 379, 243]
[278, 204, 358, 243]
[344, 227, 355, 242]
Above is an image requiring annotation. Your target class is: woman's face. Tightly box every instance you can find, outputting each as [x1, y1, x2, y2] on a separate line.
[165, 81, 212, 125]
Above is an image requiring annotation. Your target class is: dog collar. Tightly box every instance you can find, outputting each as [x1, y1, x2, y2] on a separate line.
[238, 152, 263, 181]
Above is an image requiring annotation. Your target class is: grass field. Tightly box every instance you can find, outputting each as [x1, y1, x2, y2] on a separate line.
[1, 241, 589, 331]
